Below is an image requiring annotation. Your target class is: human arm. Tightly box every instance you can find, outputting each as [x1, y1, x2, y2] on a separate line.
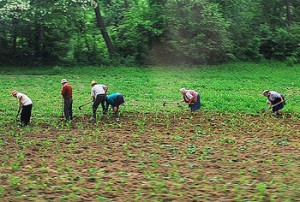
[61, 85, 67, 97]
[103, 85, 108, 94]
[16, 105, 21, 117]
[105, 96, 109, 111]
[269, 92, 284, 108]
[186, 91, 195, 104]
[279, 95, 284, 103]
[17, 94, 24, 107]
[91, 87, 95, 101]
[268, 102, 272, 109]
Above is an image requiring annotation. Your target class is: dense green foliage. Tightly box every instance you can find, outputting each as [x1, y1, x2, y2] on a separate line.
[0, 0, 299, 65]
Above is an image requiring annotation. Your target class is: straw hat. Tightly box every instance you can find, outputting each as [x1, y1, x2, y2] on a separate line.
[12, 90, 17, 96]
[262, 90, 269, 96]
[91, 80, 97, 86]
[179, 88, 186, 93]
[61, 79, 68, 84]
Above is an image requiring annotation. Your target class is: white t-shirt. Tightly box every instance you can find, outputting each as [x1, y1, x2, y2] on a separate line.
[91, 84, 106, 96]
[17, 92, 32, 106]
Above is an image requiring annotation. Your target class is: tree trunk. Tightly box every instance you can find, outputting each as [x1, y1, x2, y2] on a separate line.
[11, 18, 17, 59]
[124, 0, 129, 9]
[94, 2, 115, 56]
[284, 0, 292, 23]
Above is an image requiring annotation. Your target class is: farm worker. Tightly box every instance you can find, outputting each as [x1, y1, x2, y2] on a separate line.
[179, 88, 201, 112]
[12, 90, 33, 126]
[105, 93, 125, 117]
[90, 80, 108, 120]
[61, 79, 73, 121]
[263, 90, 285, 115]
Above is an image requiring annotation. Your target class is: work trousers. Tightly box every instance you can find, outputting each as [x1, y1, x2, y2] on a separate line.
[271, 97, 285, 113]
[92, 94, 106, 119]
[189, 94, 201, 112]
[21, 104, 32, 126]
[64, 97, 73, 120]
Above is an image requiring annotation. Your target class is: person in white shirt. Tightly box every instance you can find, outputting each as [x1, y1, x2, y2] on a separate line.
[12, 90, 33, 126]
[90, 80, 108, 120]
[263, 90, 285, 115]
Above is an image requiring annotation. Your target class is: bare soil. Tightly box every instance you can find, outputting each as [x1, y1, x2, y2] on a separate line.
[1, 111, 299, 201]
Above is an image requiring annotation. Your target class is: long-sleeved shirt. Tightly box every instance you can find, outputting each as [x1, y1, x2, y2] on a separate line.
[61, 84, 73, 98]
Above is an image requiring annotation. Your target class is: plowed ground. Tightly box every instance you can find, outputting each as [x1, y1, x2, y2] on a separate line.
[1, 111, 299, 201]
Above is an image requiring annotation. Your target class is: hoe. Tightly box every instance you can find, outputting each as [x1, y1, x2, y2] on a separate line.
[163, 101, 185, 108]
[78, 101, 93, 110]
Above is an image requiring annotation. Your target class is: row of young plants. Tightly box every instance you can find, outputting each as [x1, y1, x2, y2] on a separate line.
[0, 62, 299, 201]
[0, 111, 299, 201]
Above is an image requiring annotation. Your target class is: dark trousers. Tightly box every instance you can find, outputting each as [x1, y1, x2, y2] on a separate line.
[92, 94, 106, 118]
[64, 97, 73, 120]
[114, 94, 125, 107]
[21, 104, 32, 126]
[106, 95, 125, 117]
[189, 94, 201, 112]
[271, 98, 285, 113]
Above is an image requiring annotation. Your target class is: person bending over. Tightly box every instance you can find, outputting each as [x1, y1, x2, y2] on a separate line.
[179, 88, 201, 113]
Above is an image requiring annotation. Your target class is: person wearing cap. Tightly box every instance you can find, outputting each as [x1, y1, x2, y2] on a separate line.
[12, 90, 33, 126]
[263, 90, 285, 115]
[105, 93, 125, 117]
[90, 80, 108, 120]
[61, 79, 73, 121]
[179, 88, 201, 112]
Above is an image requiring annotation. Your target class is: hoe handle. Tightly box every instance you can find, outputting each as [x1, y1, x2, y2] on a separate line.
[270, 99, 286, 108]
[163, 101, 178, 106]
[78, 101, 93, 110]
[16, 107, 21, 118]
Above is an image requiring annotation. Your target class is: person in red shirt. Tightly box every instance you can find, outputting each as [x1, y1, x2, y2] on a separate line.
[61, 79, 73, 121]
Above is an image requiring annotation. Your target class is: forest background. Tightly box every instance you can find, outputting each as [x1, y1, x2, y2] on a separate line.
[0, 0, 299, 67]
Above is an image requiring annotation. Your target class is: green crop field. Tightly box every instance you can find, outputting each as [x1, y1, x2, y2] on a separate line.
[1, 62, 300, 119]
[0, 62, 299, 201]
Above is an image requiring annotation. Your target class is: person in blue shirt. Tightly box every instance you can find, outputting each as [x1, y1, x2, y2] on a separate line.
[105, 93, 125, 117]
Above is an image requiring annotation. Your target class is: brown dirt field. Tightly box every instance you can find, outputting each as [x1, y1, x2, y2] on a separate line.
[0, 111, 299, 201]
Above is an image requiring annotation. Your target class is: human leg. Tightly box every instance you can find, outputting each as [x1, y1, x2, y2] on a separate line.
[64, 98, 73, 120]
[21, 104, 32, 126]
[190, 95, 201, 112]
[92, 95, 101, 119]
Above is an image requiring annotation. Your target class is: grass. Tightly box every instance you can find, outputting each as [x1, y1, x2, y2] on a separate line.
[1, 62, 300, 121]
[0, 61, 300, 201]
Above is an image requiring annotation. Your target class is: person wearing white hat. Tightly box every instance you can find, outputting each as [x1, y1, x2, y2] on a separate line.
[61, 79, 73, 121]
[262, 90, 285, 115]
[12, 90, 33, 126]
[179, 88, 201, 112]
[90, 80, 108, 120]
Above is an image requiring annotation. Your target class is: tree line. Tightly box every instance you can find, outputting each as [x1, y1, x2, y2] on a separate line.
[0, 0, 299, 66]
